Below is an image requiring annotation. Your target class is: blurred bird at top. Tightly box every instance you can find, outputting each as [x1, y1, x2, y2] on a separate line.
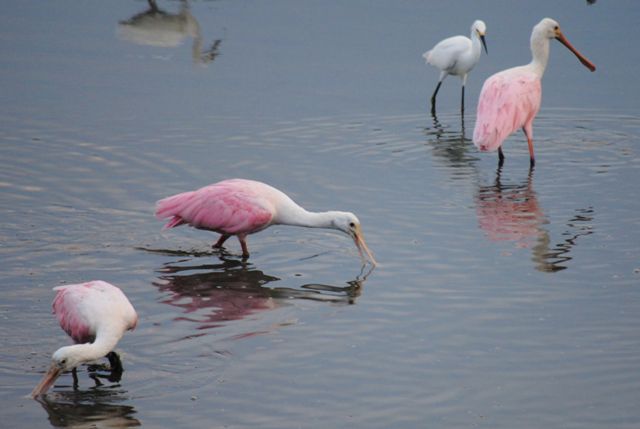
[423, 20, 488, 116]
[117, 0, 221, 65]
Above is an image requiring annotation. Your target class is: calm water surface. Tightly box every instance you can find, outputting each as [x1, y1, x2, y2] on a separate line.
[1, 1, 640, 428]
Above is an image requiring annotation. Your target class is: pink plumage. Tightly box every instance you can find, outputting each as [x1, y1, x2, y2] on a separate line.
[473, 68, 541, 153]
[31, 281, 138, 397]
[155, 178, 377, 265]
[52, 281, 138, 344]
[472, 18, 595, 167]
[156, 179, 275, 236]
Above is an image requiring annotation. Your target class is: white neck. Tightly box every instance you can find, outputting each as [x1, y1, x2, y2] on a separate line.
[471, 34, 480, 53]
[529, 31, 550, 77]
[61, 330, 122, 364]
[274, 203, 341, 230]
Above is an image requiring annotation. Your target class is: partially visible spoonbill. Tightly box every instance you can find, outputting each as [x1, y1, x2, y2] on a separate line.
[473, 18, 596, 167]
[423, 20, 488, 115]
[31, 281, 138, 397]
[155, 178, 377, 266]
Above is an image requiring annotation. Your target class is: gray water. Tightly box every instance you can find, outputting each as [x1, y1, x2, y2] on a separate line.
[1, 1, 640, 428]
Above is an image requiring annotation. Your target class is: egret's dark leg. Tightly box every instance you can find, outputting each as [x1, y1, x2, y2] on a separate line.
[430, 81, 442, 116]
[213, 234, 231, 249]
[460, 74, 469, 114]
[498, 147, 505, 167]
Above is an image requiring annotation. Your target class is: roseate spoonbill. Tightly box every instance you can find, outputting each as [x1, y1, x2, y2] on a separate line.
[423, 20, 488, 115]
[155, 178, 377, 266]
[31, 281, 138, 397]
[473, 18, 596, 167]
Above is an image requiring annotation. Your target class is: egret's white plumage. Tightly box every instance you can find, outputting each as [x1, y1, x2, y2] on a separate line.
[423, 20, 488, 115]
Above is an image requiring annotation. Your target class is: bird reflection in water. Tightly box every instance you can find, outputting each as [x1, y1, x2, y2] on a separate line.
[35, 389, 140, 428]
[118, 0, 221, 64]
[423, 113, 479, 176]
[148, 250, 366, 336]
[475, 167, 594, 272]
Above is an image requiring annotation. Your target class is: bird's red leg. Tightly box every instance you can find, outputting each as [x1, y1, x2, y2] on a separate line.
[213, 234, 230, 249]
[522, 125, 535, 167]
[238, 235, 250, 258]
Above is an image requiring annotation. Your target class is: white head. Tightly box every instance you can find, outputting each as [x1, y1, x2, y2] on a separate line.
[329, 211, 377, 266]
[471, 20, 488, 54]
[533, 18, 561, 40]
[30, 345, 85, 398]
[471, 20, 487, 36]
[52, 346, 85, 372]
[532, 17, 595, 72]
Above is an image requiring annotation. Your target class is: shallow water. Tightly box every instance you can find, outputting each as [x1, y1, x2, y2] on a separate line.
[2, 1, 640, 428]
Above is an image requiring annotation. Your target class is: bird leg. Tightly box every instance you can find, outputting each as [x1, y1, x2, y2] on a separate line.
[460, 74, 469, 114]
[106, 351, 123, 374]
[213, 234, 230, 249]
[72, 367, 79, 390]
[430, 81, 442, 115]
[89, 372, 104, 387]
[237, 234, 250, 258]
[498, 147, 505, 166]
[106, 351, 124, 382]
[522, 125, 535, 167]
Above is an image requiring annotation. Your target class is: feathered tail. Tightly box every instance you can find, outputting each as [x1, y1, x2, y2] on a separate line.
[155, 191, 195, 230]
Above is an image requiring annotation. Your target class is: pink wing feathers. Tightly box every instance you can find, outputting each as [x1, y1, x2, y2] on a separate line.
[155, 179, 275, 235]
[52, 282, 98, 344]
[473, 68, 542, 152]
[52, 281, 137, 344]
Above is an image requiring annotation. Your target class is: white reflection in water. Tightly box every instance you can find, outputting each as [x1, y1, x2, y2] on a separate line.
[117, 0, 221, 64]
[475, 167, 594, 272]
[423, 112, 479, 175]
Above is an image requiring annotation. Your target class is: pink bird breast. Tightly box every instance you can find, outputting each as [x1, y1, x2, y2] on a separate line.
[155, 179, 276, 235]
[52, 281, 137, 344]
[476, 189, 545, 247]
[473, 69, 542, 152]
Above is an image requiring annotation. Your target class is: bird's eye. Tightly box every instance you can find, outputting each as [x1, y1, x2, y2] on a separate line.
[60, 359, 67, 365]
[349, 222, 355, 228]
[554, 26, 559, 31]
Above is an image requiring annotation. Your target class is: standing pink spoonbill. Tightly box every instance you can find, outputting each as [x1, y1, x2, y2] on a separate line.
[423, 20, 488, 115]
[473, 18, 596, 167]
[31, 281, 138, 397]
[155, 178, 377, 266]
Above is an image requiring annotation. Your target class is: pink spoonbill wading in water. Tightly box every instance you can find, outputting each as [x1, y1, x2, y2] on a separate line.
[31, 281, 138, 397]
[155, 178, 377, 266]
[473, 18, 596, 167]
[423, 20, 488, 115]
